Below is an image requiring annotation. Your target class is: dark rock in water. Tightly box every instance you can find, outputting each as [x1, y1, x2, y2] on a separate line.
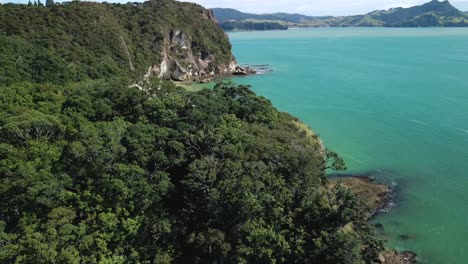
[374, 223, 384, 230]
[232, 66, 256, 75]
[399, 234, 410, 241]
[242, 64, 273, 75]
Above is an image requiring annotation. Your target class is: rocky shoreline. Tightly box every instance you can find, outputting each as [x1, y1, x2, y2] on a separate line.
[329, 175, 417, 264]
[329, 175, 393, 217]
[174, 64, 271, 88]
[195, 65, 257, 83]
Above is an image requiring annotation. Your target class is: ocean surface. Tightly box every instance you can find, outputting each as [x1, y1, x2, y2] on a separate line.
[221, 28, 468, 264]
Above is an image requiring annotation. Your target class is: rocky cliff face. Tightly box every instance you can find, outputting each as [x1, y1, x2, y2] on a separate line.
[146, 29, 238, 82]
[137, 1, 247, 83]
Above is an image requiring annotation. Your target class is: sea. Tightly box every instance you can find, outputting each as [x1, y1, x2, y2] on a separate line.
[216, 28, 468, 264]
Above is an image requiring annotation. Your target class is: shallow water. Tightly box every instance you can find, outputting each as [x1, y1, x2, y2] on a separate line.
[225, 28, 468, 264]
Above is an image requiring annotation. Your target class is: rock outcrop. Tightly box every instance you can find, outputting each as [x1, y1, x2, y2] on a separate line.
[330, 176, 418, 263]
[329, 176, 390, 214]
[145, 29, 254, 83]
[381, 250, 418, 264]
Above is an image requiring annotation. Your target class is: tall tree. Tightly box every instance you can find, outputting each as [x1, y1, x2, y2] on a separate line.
[37, 0, 44, 6]
[46, 0, 54, 6]
[28, 0, 32, 6]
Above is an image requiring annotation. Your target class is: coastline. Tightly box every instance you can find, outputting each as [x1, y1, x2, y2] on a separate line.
[329, 175, 417, 264]
[175, 61, 417, 263]
[329, 175, 393, 217]
[174, 64, 272, 91]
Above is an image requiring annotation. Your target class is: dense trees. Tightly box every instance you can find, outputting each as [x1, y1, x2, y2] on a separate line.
[219, 21, 288, 31]
[0, 1, 233, 85]
[0, 80, 383, 263]
[0, 1, 386, 263]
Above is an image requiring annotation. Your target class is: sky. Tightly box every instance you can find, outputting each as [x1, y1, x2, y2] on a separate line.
[2, 0, 468, 16]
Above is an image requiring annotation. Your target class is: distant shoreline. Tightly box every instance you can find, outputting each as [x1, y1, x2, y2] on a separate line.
[213, 1, 468, 29]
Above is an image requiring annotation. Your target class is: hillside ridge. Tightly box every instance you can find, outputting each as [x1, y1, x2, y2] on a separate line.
[212, 0, 468, 28]
[0, 0, 242, 85]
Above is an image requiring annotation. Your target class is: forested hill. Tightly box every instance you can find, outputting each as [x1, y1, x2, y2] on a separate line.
[212, 8, 312, 31]
[325, 0, 468, 27]
[219, 20, 288, 31]
[212, 0, 468, 28]
[0, 0, 235, 85]
[0, 1, 391, 263]
[212, 8, 316, 23]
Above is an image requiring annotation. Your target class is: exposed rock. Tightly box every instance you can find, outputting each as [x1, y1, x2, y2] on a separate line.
[382, 250, 417, 264]
[151, 64, 161, 76]
[329, 176, 390, 214]
[342, 222, 355, 234]
[153, 29, 249, 83]
[170, 30, 188, 47]
[232, 65, 256, 76]
[233, 66, 248, 75]
[203, 9, 217, 22]
[120, 36, 135, 71]
[374, 223, 384, 230]
[329, 176, 418, 263]
[376, 253, 386, 263]
[229, 60, 237, 72]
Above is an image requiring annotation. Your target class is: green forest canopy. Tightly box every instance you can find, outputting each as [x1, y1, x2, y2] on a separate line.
[0, 1, 233, 85]
[0, 1, 385, 263]
[0, 79, 383, 263]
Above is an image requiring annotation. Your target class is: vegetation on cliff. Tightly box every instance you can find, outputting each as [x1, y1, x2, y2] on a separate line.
[0, 0, 234, 85]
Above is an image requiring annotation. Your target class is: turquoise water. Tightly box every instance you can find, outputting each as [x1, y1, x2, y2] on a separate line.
[227, 28, 468, 264]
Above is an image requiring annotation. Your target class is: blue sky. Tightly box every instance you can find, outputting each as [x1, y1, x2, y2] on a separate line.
[2, 0, 468, 16]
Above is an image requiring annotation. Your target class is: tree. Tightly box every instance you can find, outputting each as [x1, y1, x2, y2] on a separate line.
[33, 0, 37, 6]
[28, 0, 32, 6]
[46, 0, 54, 6]
[326, 149, 348, 171]
[37, 0, 44, 6]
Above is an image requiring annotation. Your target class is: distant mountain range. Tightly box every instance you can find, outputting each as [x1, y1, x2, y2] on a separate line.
[212, 0, 468, 30]
[211, 8, 318, 24]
